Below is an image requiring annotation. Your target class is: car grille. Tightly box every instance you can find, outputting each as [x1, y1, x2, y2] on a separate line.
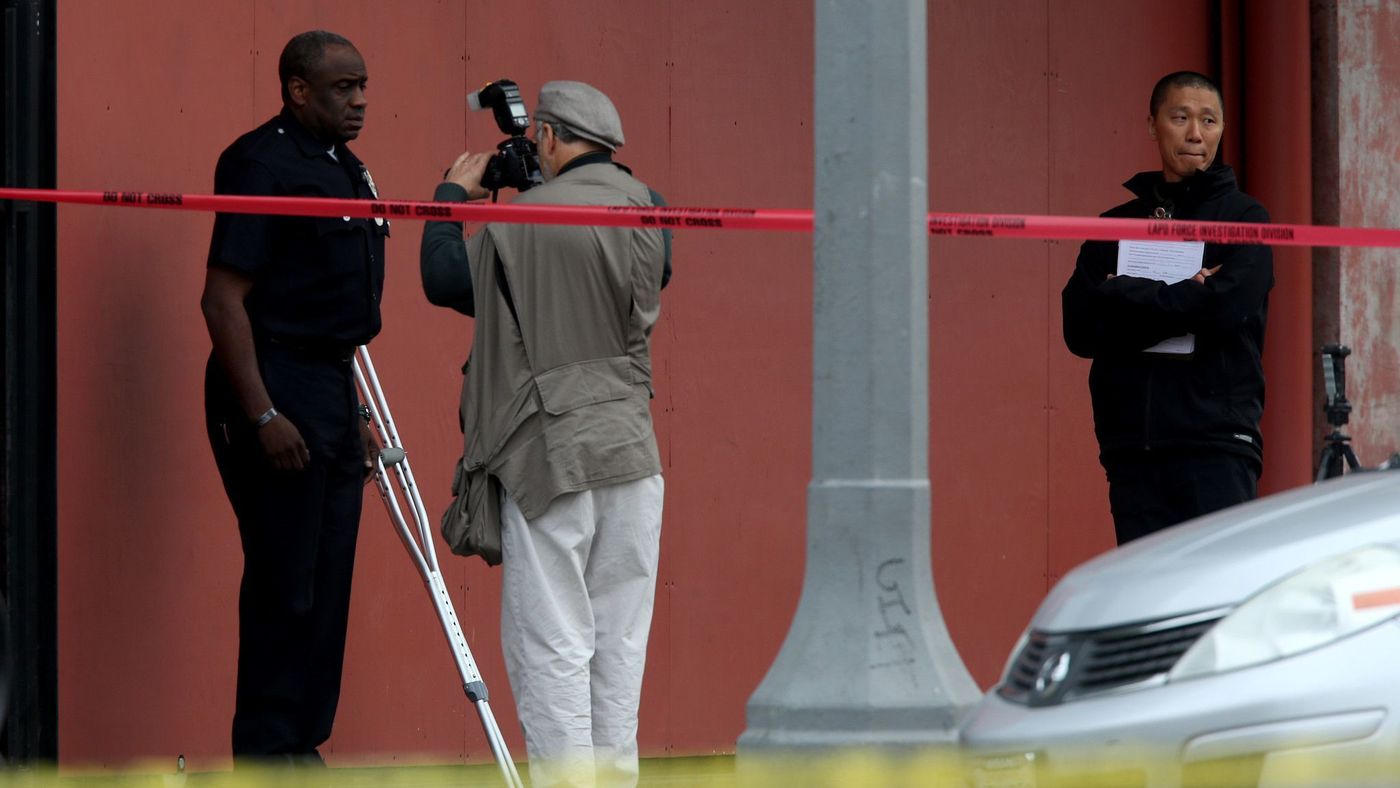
[998, 608, 1227, 707]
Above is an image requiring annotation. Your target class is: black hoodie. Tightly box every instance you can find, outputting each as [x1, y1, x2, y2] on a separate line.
[1062, 162, 1273, 467]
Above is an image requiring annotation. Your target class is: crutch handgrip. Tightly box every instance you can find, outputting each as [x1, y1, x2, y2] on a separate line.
[379, 446, 406, 466]
[465, 680, 489, 702]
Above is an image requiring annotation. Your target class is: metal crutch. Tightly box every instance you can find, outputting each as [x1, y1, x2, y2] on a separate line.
[353, 346, 524, 788]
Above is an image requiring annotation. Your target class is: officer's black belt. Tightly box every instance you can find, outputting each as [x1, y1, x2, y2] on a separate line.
[260, 335, 356, 363]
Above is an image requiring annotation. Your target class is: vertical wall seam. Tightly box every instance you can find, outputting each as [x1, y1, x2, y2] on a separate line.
[1044, 0, 1053, 593]
[249, 0, 254, 122]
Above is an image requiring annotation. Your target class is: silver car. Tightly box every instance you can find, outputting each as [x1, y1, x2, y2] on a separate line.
[959, 471, 1400, 787]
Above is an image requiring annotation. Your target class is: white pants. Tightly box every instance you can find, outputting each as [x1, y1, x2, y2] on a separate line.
[499, 475, 664, 788]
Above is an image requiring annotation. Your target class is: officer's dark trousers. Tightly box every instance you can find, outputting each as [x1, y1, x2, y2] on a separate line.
[205, 346, 363, 761]
[1105, 450, 1259, 546]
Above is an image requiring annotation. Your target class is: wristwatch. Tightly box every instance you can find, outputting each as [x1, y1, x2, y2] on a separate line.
[254, 407, 279, 429]
[359, 403, 372, 424]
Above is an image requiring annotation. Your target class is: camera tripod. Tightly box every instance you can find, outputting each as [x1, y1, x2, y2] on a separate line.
[1316, 345, 1359, 481]
[1315, 344, 1400, 482]
[1316, 425, 1361, 482]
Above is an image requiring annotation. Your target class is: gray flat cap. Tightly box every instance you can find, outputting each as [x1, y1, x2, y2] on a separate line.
[535, 80, 625, 151]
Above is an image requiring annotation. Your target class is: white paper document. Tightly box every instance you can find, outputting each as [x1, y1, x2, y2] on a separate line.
[1116, 240, 1206, 355]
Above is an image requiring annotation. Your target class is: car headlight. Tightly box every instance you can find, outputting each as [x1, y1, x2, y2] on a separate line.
[1170, 544, 1400, 681]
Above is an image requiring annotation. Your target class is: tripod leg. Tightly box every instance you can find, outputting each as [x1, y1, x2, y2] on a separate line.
[1343, 445, 1363, 473]
[1317, 445, 1339, 482]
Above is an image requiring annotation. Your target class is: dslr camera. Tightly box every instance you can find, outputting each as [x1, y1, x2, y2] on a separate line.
[468, 79, 544, 199]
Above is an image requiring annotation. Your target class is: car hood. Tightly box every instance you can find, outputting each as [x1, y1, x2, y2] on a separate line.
[1034, 472, 1400, 632]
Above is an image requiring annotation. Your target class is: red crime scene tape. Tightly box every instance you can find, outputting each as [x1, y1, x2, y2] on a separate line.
[3, 187, 1400, 248]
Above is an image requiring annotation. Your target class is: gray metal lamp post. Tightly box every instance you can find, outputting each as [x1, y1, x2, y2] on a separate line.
[738, 0, 979, 751]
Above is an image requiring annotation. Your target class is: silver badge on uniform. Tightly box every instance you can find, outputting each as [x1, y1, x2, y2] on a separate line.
[361, 165, 379, 198]
[361, 165, 386, 227]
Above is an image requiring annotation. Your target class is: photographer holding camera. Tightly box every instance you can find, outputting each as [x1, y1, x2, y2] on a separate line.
[420, 80, 670, 787]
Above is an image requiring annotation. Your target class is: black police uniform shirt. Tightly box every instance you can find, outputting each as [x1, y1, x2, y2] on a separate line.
[207, 107, 388, 348]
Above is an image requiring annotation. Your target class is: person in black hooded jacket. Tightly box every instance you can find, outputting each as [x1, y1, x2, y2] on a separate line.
[1062, 71, 1273, 545]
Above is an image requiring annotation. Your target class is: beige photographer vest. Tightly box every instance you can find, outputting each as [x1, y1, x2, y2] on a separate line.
[445, 161, 666, 555]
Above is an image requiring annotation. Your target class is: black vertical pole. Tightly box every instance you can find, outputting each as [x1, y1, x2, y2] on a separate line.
[1, 0, 58, 763]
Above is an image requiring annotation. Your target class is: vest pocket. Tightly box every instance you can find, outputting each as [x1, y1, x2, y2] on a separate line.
[534, 356, 633, 415]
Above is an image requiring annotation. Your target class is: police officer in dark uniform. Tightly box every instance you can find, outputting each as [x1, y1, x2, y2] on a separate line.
[199, 30, 386, 764]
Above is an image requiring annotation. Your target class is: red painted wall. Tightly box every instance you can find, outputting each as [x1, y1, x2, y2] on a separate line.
[53, 0, 1309, 769]
[1244, 0, 1314, 494]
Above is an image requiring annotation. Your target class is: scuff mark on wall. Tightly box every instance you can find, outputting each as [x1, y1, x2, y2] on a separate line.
[1331, 0, 1400, 464]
